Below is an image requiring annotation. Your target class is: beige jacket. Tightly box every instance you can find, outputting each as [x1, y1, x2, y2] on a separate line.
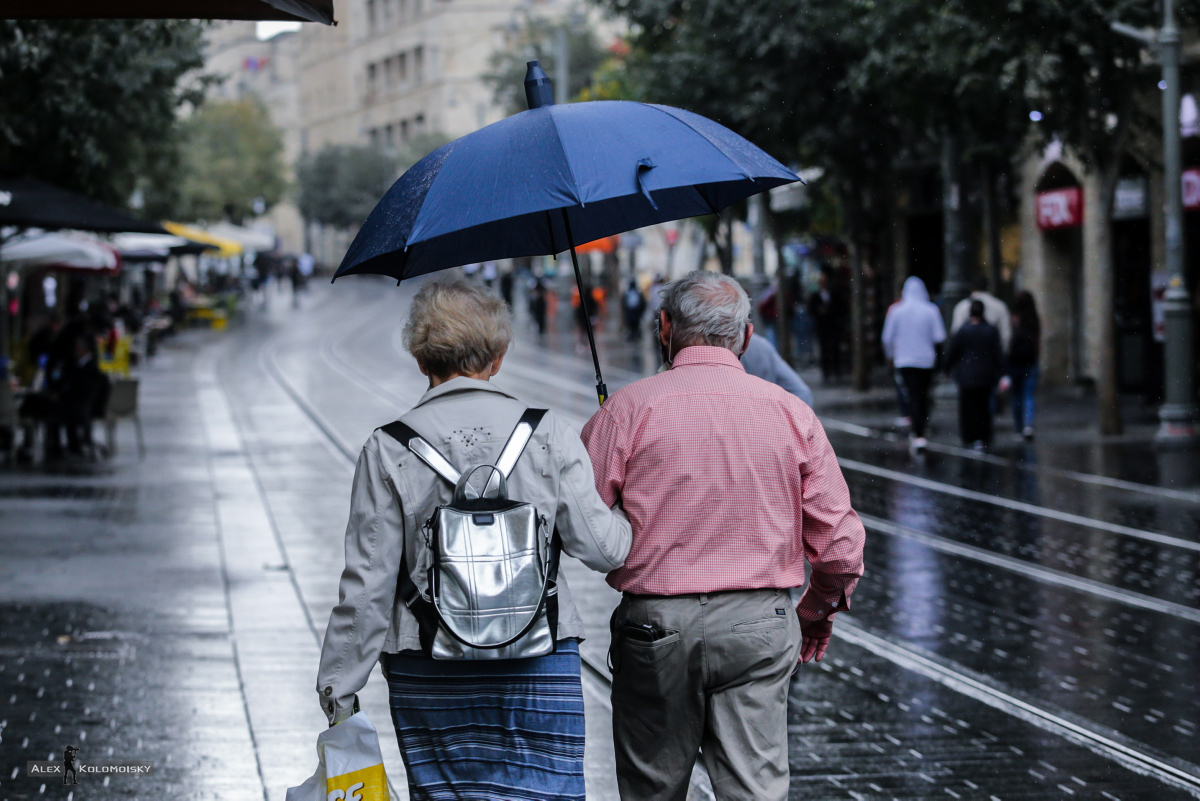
[316, 377, 631, 724]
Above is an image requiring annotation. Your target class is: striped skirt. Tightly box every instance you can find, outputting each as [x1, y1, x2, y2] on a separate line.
[383, 640, 586, 801]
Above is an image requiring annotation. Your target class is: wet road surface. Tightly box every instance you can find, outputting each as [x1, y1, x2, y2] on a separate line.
[4, 276, 1200, 800]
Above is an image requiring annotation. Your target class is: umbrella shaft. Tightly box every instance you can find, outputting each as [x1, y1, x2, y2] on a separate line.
[561, 210, 607, 405]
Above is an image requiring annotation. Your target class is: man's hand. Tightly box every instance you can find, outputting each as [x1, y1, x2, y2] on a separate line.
[799, 615, 834, 664]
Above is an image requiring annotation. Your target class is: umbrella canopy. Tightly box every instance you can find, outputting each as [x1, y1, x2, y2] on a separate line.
[3, 0, 335, 23]
[0, 231, 120, 275]
[333, 62, 801, 404]
[163, 222, 244, 259]
[0, 177, 167, 235]
[333, 101, 798, 283]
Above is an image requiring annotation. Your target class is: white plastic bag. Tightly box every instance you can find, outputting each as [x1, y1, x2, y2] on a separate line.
[286, 711, 390, 801]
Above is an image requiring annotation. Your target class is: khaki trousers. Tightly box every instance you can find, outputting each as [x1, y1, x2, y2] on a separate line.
[609, 589, 802, 801]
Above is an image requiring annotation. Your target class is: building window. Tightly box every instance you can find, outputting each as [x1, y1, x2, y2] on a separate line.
[368, 128, 379, 148]
[400, 119, 410, 141]
[414, 114, 425, 134]
[414, 46, 424, 84]
[384, 56, 395, 89]
[366, 0, 376, 28]
[398, 51, 408, 85]
[384, 124, 395, 150]
[367, 62, 378, 94]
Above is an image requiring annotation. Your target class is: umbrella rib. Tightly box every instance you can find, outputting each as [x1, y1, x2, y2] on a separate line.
[636, 103, 756, 183]
[545, 109, 585, 207]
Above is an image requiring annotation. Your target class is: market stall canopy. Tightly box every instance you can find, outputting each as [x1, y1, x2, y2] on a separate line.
[111, 232, 214, 262]
[163, 222, 243, 259]
[205, 222, 277, 253]
[1, 0, 335, 23]
[0, 231, 120, 275]
[0, 177, 167, 235]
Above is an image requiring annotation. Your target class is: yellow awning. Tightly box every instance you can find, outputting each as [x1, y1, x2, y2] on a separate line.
[163, 221, 243, 258]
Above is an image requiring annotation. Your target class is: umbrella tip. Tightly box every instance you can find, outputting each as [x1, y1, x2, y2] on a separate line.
[524, 60, 555, 110]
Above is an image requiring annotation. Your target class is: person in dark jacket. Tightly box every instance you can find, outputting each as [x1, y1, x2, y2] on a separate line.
[946, 299, 1003, 448]
[1008, 291, 1041, 440]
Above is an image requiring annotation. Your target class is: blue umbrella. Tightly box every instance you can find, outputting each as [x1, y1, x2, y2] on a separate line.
[334, 61, 801, 403]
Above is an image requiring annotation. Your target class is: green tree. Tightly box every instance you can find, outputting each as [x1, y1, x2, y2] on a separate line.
[0, 20, 208, 208]
[296, 134, 449, 230]
[174, 99, 287, 224]
[484, 14, 608, 114]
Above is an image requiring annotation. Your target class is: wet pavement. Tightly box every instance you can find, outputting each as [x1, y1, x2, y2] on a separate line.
[3, 277, 1200, 799]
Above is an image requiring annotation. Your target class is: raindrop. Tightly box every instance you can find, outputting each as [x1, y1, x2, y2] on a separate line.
[1029, 110, 1043, 122]
[1160, 80, 1169, 90]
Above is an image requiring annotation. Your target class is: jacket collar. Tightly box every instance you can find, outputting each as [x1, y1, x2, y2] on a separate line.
[672, 345, 746, 371]
[413, 376, 519, 408]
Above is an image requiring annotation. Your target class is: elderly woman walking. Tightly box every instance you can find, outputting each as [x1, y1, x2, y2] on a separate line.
[316, 279, 631, 801]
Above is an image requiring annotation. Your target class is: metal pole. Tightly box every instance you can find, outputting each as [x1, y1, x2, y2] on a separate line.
[1159, 0, 1198, 436]
[561, 209, 608, 405]
[941, 133, 970, 324]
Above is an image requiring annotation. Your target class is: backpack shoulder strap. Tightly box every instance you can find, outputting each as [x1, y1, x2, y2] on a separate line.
[482, 408, 548, 497]
[379, 420, 461, 486]
[495, 408, 548, 478]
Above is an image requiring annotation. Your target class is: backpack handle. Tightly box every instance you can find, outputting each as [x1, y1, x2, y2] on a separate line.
[453, 464, 507, 503]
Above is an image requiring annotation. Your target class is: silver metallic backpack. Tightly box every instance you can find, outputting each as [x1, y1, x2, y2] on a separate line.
[380, 409, 558, 660]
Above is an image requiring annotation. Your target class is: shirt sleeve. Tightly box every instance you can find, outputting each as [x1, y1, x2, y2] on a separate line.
[580, 402, 627, 508]
[795, 416, 866, 623]
[553, 413, 631, 572]
[316, 443, 404, 725]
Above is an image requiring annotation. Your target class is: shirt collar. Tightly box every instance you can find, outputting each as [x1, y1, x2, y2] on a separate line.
[413, 375, 519, 407]
[671, 345, 746, 371]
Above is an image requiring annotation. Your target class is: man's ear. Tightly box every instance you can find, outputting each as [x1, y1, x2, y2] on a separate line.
[744, 322, 754, 352]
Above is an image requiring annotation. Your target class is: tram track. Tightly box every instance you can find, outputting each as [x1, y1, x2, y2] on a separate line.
[262, 284, 1200, 795]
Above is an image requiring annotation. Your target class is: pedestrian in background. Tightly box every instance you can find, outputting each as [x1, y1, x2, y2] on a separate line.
[1008, 290, 1041, 440]
[884, 289, 911, 429]
[951, 275, 1011, 355]
[528, 278, 548, 335]
[807, 272, 845, 382]
[582, 271, 865, 801]
[881, 276, 946, 452]
[946, 299, 1004, 449]
[316, 280, 630, 801]
[741, 332, 814, 407]
[623, 279, 647, 341]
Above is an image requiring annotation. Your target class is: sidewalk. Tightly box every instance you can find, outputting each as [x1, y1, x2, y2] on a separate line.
[804, 365, 1200, 491]
[0, 329, 395, 801]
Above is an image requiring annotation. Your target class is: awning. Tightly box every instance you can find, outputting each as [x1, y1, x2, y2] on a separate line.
[206, 222, 277, 253]
[2, 0, 335, 23]
[111, 232, 216, 262]
[163, 222, 243, 258]
[0, 176, 167, 235]
[0, 231, 120, 275]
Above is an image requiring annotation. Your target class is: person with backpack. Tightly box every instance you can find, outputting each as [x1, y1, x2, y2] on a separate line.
[316, 279, 631, 801]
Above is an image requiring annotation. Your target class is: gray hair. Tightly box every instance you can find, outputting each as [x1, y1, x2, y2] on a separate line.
[403, 278, 512, 377]
[659, 271, 752, 355]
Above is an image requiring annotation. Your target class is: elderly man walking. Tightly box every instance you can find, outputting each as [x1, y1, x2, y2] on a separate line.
[581, 271, 866, 801]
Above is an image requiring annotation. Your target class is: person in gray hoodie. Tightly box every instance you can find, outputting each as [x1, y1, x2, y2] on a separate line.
[881, 276, 947, 451]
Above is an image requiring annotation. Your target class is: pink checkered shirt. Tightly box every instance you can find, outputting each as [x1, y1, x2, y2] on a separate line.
[580, 346, 865, 622]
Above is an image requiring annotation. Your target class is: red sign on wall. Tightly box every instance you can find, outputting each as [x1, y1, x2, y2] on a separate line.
[1036, 187, 1084, 230]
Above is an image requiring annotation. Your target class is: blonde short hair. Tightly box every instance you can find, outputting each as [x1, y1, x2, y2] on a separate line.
[403, 279, 512, 378]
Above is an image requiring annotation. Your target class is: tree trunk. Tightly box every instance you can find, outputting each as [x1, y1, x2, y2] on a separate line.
[844, 193, 871, 391]
[981, 160, 1003, 296]
[1088, 162, 1122, 435]
[941, 133, 970, 320]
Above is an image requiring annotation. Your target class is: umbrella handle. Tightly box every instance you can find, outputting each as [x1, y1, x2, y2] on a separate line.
[561, 209, 608, 405]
